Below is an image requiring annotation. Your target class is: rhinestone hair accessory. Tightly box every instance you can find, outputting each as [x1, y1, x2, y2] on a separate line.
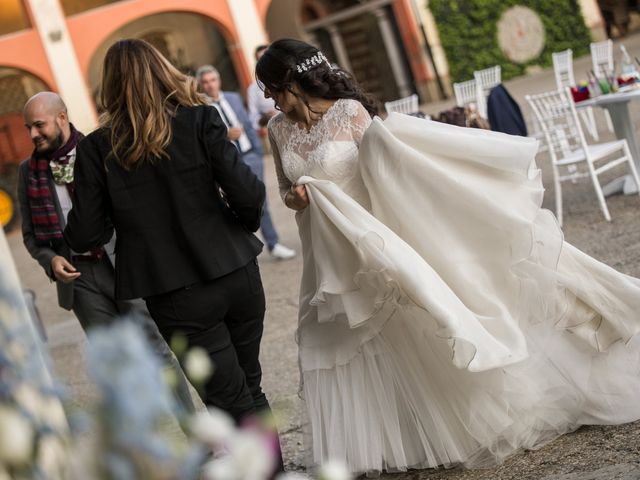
[295, 51, 332, 73]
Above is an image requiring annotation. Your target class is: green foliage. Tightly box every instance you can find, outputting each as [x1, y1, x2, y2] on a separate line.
[429, 0, 592, 83]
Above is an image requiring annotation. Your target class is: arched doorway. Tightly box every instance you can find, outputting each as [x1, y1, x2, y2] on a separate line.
[0, 67, 49, 230]
[0, 68, 48, 170]
[265, 0, 309, 40]
[87, 12, 241, 107]
[265, 0, 415, 104]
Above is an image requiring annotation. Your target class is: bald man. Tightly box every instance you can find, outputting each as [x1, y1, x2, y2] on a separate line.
[18, 92, 195, 412]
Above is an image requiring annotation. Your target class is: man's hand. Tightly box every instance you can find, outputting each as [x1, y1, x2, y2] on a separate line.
[285, 184, 309, 211]
[51, 256, 81, 283]
[227, 127, 244, 141]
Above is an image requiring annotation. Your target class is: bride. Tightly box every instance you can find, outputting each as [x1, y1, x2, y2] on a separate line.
[256, 39, 640, 475]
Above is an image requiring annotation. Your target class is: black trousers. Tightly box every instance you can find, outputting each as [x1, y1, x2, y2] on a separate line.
[145, 258, 268, 421]
[73, 256, 195, 414]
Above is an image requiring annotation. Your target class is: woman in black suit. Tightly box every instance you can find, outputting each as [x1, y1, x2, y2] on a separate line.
[64, 40, 279, 461]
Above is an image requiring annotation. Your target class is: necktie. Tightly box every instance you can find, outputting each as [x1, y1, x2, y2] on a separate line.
[213, 100, 252, 153]
[214, 101, 233, 128]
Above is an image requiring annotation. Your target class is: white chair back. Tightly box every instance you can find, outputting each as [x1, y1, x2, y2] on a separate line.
[526, 89, 586, 162]
[552, 49, 575, 89]
[590, 40, 614, 76]
[526, 87, 640, 225]
[384, 94, 419, 115]
[474, 65, 502, 118]
[552, 47, 612, 141]
[453, 79, 478, 107]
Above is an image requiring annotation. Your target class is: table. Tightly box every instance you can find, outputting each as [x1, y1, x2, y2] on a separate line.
[575, 88, 640, 196]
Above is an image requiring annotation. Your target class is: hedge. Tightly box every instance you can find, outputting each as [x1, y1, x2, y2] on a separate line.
[429, 0, 592, 83]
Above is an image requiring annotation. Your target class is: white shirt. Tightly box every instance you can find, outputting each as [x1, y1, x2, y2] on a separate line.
[55, 183, 73, 224]
[210, 93, 252, 153]
[53, 150, 87, 255]
[247, 81, 276, 131]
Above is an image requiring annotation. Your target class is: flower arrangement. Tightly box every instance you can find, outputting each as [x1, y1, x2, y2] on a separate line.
[0, 243, 70, 479]
[1, 229, 352, 480]
[80, 322, 353, 480]
[77, 319, 206, 480]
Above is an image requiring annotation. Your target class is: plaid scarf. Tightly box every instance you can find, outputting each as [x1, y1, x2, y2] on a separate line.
[27, 124, 84, 246]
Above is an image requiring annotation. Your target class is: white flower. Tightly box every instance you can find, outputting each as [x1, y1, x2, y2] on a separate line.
[0, 406, 34, 466]
[184, 347, 213, 384]
[13, 384, 45, 420]
[37, 435, 68, 475]
[201, 456, 237, 480]
[190, 408, 235, 445]
[41, 398, 68, 432]
[277, 473, 310, 480]
[318, 460, 352, 480]
[228, 430, 275, 480]
[200, 429, 275, 479]
[14, 384, 68, 433]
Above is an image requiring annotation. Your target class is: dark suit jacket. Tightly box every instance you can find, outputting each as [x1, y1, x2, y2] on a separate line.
[64, 105, 265, 300]
[487, 84, 528, 137]
[18, 160, 74, 310]
[222, 91, 264, 156]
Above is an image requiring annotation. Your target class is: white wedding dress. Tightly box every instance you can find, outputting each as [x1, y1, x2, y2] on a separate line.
[268, 99, 640, 474]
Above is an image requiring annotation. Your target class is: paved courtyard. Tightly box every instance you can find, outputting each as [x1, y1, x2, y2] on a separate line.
[6, 34, 640, 480]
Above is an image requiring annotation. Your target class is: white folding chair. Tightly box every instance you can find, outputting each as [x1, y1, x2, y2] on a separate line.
[453, 79, 479, 108]
[552, 48, 601, 140]
[384, 94, 419, 116]
[588, 42, 615, 134]
[525, 88, 640, 225]
[526, 111, 548, 154]
[552, 49, 576, 88]
[591, 40, 614, 77]
[474, 65, 501, 118]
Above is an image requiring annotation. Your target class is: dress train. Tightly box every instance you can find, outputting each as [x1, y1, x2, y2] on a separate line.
[294, 114, 640, 473]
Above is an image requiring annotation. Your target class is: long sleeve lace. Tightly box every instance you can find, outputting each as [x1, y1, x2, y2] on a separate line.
[350, 101, 373, 147]
[268, 125, 292, 202]
[266, 99, 372, 206]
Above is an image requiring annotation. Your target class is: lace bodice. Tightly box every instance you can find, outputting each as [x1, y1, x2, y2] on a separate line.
[268, 99, 372, 208]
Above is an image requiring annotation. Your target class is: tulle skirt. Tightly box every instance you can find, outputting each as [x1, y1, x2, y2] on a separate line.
[294, 114, 640, 474]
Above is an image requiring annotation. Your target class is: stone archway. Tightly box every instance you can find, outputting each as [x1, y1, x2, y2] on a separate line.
[86, 12, 241, 106]
[0, 67, 49, 170]
[265, 0, 308, 41]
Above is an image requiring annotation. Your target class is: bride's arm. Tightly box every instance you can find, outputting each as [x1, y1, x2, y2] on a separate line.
[350, 100, 373, 147]
[268, 127, 308, 210]
[268, 127, 292, 202]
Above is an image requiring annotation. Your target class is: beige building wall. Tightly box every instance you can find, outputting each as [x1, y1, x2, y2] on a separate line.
[26, 0, 96, 131]
[226, 0, 268, 72]
[418, 0, 453, 97]
[578, 0, 607, 41]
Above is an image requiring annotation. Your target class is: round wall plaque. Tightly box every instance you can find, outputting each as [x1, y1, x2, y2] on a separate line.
[497, 6, 545, 64]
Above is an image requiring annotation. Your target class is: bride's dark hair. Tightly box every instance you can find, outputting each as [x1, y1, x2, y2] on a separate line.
[255, 38, 378, 117]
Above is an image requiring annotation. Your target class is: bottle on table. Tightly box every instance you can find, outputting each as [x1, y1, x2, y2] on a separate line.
[620, 45, 639, 84]
[587, 70, 601, 97]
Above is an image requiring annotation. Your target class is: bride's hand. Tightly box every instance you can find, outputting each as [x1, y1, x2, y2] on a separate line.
[285, 184, 309, 211]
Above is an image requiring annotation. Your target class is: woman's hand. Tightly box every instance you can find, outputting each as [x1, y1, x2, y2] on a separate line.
[285, 184, 309, 211]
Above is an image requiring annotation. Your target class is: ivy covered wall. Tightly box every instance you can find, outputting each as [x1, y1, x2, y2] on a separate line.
[429, 0, 592, 83]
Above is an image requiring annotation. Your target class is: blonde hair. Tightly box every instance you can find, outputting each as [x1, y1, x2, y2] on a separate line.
[99, 39, 207, 169]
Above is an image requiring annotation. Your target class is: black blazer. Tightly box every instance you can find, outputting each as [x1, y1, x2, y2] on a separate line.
[64, 105, 265, 300]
